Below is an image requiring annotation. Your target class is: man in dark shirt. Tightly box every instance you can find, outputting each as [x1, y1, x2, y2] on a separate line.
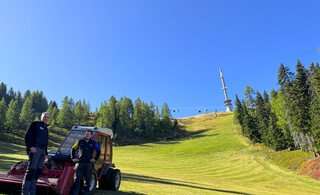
[21, 112, 49, 195]
[71, 129, 101, 195]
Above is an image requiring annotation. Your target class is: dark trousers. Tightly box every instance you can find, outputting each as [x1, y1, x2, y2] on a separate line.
[21, 147, 45, 195]
[72, 162, 93, 195]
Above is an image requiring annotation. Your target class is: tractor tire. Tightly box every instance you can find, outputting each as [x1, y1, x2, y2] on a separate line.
[73, 172, 96, 195]
[88, 172, 97, 193]
[98, 168, 121, 191]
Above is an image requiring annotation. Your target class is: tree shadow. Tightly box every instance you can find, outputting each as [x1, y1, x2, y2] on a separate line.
[0, 155, 25, 171]
[95, 190, 145, 195]
[117, 128, 215, 147]
[121, 173, 252, 195]
[156, 128, 218, 144]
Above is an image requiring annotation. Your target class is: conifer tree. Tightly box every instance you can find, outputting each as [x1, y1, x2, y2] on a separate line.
[242, 102, 259, 142]
[142, 102, 153, 138]
[244, 86, 256, 110]
[254, 92, 266, 143]
[19, 97, 35, 129]
[74, 100, 84, 125]
[133, 98, 144, 137]
[47, 101, 59, 125]
[23, 90, 31, 100]
[30, 90, 48, 119]
[309, 63, 320, 149]
[0, 82, 7, 102]
[270, 90, 293, 148]
[97, 101, 108, 127]
[57, 96, 75, 129]
[154, 106, 161, 134]
[106, 96, 119, 134]
[5, 99, 19, 132]
[15, 91, 23, 111]
[290, 61, 311, 133]
[161, 102, 172, 135]
[82, 100, 90, 125]
[267, 112, 285, 150]
[234, 95, 244, 126]
[0, 98, 6, 131]
[7, 87, 15, 104]
[117, 97, 134, 138]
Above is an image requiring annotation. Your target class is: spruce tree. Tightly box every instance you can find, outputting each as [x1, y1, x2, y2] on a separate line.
[241, 103, 258, 142]
[19, 97, 35, 129]
[5, 99, 19, 132]
[161, 102, 172, 135]
[234, 95, 244, 126]
[47, 101, 59, 125]
[74, 100, 84, 125]
[15, 91, 23, 111]
[106, 96, 118, 134]
[7, 87, 15, 104]
[82, 100, 90, 125]
[267, 112, 285, 150]
[290, 61, 311, 134]
[254, 92, 266, 143]
[117, 97, 134, 138]
[142, 102, 154, 138]
[154, 106, 161, 134]
[0, 82, 7, 102]
[97, 101, 108, 127]
[23, 90, 31, 100]
[133, 98, 144, 137]
[0, 98, 6, 131]
[30, 90, 48, 119]
[57, 96, 75, 129]
[270, 90, 293, 148]
[309, 63, 320, 149]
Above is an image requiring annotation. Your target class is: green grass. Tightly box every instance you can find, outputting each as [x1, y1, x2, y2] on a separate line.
[108, 113, 320, 195]
[1, 113, 320, 194]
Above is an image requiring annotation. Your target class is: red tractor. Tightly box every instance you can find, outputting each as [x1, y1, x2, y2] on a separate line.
[0, 126, 121, 194]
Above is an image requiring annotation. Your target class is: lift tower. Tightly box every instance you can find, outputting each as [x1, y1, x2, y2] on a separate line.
[219, 68, 232, 112]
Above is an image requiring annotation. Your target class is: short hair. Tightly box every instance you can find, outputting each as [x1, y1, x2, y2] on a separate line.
[85, 129, 93, 134]
[41, 112, 49, 121]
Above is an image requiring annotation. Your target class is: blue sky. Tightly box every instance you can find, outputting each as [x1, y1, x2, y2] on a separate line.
[0, 1, 319, 118]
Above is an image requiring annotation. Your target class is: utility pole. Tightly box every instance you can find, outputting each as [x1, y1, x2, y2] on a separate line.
[219, 68, 232, 112]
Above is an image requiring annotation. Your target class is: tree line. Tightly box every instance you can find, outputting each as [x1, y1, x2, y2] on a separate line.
[235, 60, 320, 156]
[0, 82, 176, 144]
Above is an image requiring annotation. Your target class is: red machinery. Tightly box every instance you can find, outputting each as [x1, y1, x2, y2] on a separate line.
[0, 126, 121, 194]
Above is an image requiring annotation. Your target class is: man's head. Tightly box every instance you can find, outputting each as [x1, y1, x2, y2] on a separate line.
[84, 129, 93, 140]
[41, 112, 50, 125]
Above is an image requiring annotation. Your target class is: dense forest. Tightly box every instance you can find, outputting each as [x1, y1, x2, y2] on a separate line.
[0, 82, 177, 145]
[235, 60, 320, 156]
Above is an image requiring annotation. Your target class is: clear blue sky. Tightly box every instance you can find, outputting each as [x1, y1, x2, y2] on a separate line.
[0, 1, 319, 118]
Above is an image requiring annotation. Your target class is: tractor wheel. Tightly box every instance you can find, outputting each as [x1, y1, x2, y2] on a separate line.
[88, 172, 97, 193]
[98, 168, 121, 191]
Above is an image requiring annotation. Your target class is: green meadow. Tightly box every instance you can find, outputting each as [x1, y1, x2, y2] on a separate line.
[1, 113, 320, 194]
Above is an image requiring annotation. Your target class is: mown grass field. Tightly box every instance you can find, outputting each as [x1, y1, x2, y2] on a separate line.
[1, 113, 320, 194]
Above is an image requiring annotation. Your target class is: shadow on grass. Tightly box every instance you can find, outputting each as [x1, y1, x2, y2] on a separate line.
[156, 128, 216, 145]
[0, 155, 25, 171]
[117, 128, 216, 147]
[95, 190, 145, 195]
[122, 173, 252, 195]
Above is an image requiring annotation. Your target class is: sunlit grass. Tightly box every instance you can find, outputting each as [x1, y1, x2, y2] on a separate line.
[107, 113, 320, 195]
[1, 113, 320, 194]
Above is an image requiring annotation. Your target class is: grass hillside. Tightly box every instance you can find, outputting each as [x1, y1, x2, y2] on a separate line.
[109, 113, 320, 195]
[1, 113, 320, 194]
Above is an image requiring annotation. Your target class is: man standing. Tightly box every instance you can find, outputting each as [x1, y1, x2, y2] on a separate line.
[21, 112, 50, 195]
[71, 129, 100, 195]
